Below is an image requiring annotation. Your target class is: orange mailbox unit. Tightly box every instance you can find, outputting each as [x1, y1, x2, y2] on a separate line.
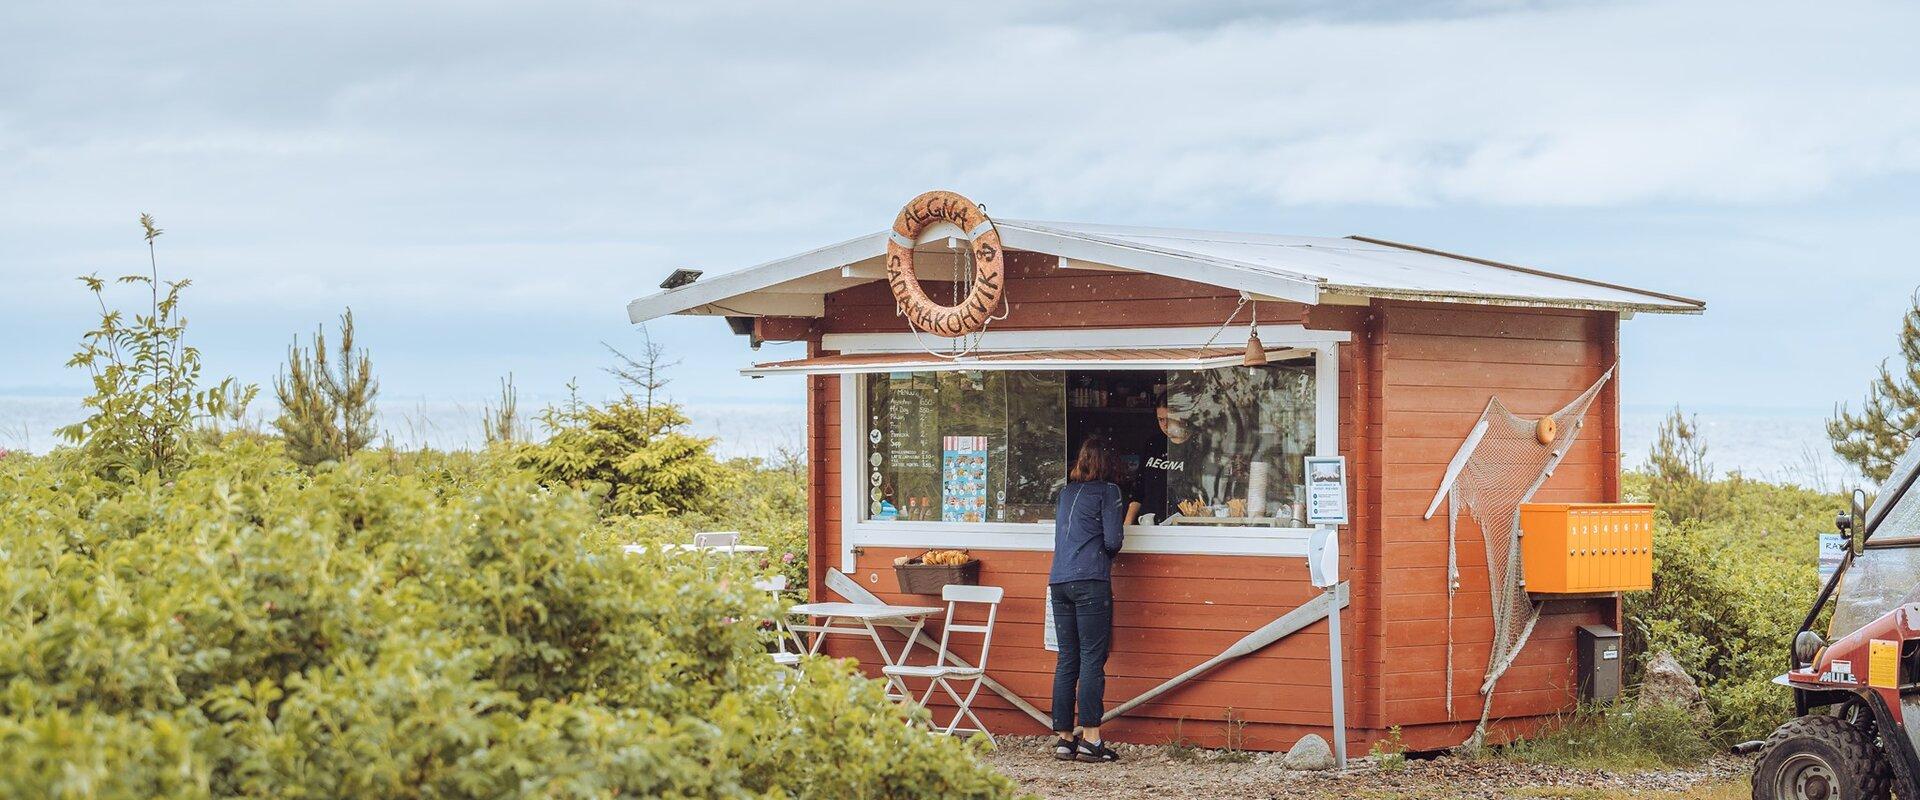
[1519, 503, 1655, 594]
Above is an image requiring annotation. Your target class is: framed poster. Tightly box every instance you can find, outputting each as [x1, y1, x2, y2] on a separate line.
[942, 435, 989, 523]
[1304, 455, 1349, 526]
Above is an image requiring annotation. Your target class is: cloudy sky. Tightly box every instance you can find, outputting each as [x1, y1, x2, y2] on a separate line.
[4, 0, 1919, 432]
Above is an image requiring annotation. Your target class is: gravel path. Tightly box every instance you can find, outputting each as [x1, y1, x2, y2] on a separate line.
[983, 736, 1752, 800]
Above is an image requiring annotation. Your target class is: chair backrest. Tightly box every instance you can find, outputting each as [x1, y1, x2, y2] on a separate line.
[933, 584, 1004, 670]
[693, 531, 740, 548]
[752, 574, 794, 654]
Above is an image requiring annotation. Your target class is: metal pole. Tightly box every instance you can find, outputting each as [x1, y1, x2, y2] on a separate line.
[1327, 583, 1348, 770]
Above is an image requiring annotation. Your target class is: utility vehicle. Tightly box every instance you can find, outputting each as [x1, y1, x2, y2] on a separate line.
[1754, 444, 1920, 800]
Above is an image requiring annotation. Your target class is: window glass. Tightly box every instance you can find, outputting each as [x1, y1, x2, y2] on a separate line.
[1150, 361, 1317, 526]
[863, 370, 1065, 524]
[1832, 546, 1920, 638]
[860, 360, 1315, 528]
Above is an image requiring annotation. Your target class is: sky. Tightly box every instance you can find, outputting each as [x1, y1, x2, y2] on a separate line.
[4, 0, 1920, 436]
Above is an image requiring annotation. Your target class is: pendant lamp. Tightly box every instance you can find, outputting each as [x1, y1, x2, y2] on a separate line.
[1242, 300, 1268, 366]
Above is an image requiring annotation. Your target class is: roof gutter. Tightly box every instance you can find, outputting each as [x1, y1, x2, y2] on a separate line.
[1321, 284, 1706, 315]
[1347, 235, 1706, 312]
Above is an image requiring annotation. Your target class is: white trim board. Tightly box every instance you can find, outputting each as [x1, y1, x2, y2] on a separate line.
[822, 324, 1351, 355]
[846, 523, 1312, 558]
[743, 348, 1315, 377]
[835, 344, 1343, 569]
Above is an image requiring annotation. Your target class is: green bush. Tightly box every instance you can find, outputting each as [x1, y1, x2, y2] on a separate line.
[516, 396, 734, 518]
[1622, 471, 1839, 742]
[0, 442, 1019, 799]
[603, 453, 810, 589]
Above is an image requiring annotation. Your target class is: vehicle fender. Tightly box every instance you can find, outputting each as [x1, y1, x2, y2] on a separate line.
[1864, 690, 1920, 800]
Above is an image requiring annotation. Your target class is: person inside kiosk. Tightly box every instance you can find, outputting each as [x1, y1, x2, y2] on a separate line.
[862, 358, 1317, 530]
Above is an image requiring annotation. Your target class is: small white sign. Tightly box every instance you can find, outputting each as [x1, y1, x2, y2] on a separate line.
[1044, 596, 1058, 652]
[1819, 533, 1846, 584]
[1304, 456, 1350, 526]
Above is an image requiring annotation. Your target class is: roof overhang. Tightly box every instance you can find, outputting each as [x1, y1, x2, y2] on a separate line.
[742, 346, 1313, 376]
[627, 217, 1705, 325]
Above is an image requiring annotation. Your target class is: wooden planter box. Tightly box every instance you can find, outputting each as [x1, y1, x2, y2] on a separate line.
[893, 558, 981, 595]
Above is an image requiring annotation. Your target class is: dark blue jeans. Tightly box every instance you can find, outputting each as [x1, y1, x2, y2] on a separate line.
[1050, 579, 1113, 730]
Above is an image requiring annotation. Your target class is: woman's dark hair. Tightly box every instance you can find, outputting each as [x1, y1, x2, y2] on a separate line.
[1069, 436, 1119, 483]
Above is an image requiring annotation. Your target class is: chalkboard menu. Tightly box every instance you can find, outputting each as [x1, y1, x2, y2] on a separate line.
[862, 370, 1068, 524]
[884, 379, 936, 472]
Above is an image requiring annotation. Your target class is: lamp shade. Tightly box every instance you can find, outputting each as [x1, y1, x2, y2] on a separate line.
[1243, 331, 1268, 366]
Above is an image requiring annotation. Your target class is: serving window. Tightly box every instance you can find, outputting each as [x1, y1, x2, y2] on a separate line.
[859, 358, 1318, 529]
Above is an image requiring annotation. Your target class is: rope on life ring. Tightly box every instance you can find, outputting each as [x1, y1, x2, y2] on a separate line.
[886, 190, 1005, 338]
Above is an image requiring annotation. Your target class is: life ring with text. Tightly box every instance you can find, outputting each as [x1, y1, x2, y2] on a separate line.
[886, 190, 1005, 337]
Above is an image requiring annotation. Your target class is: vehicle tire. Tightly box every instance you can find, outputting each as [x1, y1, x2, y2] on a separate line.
[1752, 714, 1892, 800]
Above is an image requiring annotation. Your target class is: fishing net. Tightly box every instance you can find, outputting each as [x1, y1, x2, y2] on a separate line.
[1446, 368, 1613, 749]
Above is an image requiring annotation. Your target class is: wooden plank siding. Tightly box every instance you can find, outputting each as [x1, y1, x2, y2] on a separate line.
[1373, 301, 1620, 748]
[801, 256, 1624, 753]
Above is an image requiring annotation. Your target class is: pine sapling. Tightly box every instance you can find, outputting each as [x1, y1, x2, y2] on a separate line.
[1829, 290, 1920, 482]
[274, 308, 380, 466]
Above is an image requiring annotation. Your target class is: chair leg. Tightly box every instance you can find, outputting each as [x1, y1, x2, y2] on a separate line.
[905, 676, 943, 729]
[933, 676, 992, 744]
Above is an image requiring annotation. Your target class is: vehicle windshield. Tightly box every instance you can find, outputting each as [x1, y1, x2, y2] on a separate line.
[1831, 443, 1920, 637]
[1866, 444, 1920, 543]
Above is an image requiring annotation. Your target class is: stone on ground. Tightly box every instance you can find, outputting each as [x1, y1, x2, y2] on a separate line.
[1283, 733, 1335, 770]
[1637, 651, 1711, 723]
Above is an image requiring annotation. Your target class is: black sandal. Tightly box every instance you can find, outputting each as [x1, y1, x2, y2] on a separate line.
[1052, 736, 1078, 761]
[1075, 739, 1120, 763]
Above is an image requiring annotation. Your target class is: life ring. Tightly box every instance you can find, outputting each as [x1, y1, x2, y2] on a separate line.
[886, 190, 1005, 337]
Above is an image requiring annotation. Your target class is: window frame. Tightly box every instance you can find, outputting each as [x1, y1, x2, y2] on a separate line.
[835, 326, 1346, 570]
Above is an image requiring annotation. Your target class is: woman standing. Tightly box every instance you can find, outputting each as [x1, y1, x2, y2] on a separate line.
[1049, 437, 1128, 763]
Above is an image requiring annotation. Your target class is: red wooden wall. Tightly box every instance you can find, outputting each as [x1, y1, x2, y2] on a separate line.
[800, 252, 1622, 753]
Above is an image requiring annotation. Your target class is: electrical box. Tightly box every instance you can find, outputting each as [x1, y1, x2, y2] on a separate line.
[1577, 624, 1623, 702]
[1519, 503, 1655, 594]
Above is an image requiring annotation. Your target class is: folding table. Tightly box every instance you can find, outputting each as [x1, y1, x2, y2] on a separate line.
[786, 601, 942, 699]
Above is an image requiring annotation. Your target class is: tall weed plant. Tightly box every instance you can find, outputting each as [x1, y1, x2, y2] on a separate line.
[57, 215, 240, 479]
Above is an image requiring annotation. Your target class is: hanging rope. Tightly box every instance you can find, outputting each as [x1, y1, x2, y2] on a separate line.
[1200, 295, 1251, 350]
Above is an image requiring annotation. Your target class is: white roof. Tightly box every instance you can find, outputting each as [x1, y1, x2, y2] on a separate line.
[626, 218, 1703, 323]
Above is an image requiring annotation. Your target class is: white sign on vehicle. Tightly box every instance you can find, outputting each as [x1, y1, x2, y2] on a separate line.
[1819, 533, 1846, 584]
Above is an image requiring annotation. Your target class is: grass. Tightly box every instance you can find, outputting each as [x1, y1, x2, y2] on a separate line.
[1220, 707, 1254, 763]
[1508, 782, 1746, 800]
[1164, 717, 1200, 762]
[1496, 701, 1718, 771]
[1371, 726, 1408, 773]
[1339, 781, 1744, 800]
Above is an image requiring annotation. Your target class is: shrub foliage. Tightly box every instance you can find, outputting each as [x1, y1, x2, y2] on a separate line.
[517, 394, 733, 518]
[1623, 468, 1841, 742]
[0, 443, 1018, 799]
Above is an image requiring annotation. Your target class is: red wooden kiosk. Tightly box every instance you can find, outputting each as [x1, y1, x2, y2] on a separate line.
[626, 192, 1702, 753]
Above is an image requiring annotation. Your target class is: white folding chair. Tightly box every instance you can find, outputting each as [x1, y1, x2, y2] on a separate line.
[752, 575, 804, 667]
[881, 584, 1003, 742]
[693, 531, 741, 549]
